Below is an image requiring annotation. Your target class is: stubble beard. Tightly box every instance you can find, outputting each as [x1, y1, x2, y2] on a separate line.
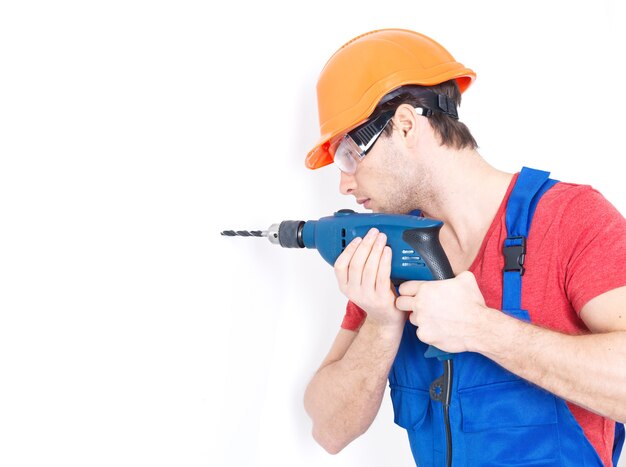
[367, 137, 437, 215]
[376, 160, 435, 215]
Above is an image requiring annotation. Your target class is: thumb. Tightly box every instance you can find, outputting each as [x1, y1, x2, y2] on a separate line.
[398, 280, 423, 296]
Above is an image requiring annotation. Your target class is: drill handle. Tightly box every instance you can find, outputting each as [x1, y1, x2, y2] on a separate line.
[402, 226, 454, 280]
[402, 226, 455, 361]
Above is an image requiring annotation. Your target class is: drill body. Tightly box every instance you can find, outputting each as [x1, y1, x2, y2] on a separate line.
[275, 209, 454, 284]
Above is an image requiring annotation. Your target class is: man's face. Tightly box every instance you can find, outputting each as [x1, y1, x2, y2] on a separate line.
[338, 129, 434, 215]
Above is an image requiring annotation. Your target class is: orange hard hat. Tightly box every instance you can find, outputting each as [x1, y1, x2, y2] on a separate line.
[305, 28, 476, 170]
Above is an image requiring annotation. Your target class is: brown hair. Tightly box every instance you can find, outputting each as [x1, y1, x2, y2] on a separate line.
[376, 80, 478, 150]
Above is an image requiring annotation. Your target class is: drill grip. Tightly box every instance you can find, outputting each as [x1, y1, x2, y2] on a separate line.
[402, 226, 454, 360]
[402, 226, 454, 280]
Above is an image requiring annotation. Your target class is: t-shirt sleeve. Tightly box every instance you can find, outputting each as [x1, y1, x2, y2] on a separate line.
[341, 301, 367, 331]
[561, 187, 626, 313]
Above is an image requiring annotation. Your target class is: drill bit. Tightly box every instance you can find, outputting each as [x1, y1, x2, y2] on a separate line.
[220, 230, 266, 237]
[221, 223, 289, 246]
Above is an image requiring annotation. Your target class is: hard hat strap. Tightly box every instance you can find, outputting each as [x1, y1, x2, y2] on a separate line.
[379, 86, 459, 120]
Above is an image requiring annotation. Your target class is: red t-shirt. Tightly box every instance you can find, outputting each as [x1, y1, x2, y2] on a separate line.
[341, 175, 626, 466]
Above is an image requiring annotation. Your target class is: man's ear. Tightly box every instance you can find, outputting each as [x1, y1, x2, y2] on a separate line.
[392, 104, 421, 147]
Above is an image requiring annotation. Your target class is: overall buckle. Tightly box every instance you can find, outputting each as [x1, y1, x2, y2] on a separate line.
[504, 236, 526, 275]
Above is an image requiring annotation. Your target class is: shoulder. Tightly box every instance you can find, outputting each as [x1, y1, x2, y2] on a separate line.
[526, 180, 626, 314]
[536, 181, 624, 226]
[529, 180, 626, 267]
[542, 182, 604, 209]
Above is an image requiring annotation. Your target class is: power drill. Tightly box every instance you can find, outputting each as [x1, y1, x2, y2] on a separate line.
[221, 208, 455, 359]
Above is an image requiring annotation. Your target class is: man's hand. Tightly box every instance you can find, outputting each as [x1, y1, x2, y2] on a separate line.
[395, 271, 489, 353]
[334, 228, 406, 328]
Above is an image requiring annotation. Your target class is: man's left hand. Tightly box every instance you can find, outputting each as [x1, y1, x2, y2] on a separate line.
[396, 271, 490, 353]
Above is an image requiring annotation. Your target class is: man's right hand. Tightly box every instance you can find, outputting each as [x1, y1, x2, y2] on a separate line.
[334, 228, 407, 328]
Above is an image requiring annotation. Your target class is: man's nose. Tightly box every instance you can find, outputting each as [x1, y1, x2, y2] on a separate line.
[339, 170, 356, 195]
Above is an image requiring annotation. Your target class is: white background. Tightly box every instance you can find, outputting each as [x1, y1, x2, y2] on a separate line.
[1, 1, 625, 466]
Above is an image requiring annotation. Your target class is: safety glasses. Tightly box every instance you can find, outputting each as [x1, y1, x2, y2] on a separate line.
[329, 110, 395, 174]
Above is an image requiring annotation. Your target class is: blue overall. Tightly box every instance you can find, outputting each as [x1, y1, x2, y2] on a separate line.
[388, 168, 625, 466]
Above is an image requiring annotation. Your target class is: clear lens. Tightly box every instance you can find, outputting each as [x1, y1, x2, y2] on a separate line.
[331, 136, 365, 174]
[329, 110, 395, 173]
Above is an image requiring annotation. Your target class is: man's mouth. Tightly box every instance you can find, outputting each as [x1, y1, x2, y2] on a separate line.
[357, 198, 371, 209]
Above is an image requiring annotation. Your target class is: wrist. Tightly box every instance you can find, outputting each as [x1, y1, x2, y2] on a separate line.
[467, 306, 520, 356]
[361, 315, 405, 342]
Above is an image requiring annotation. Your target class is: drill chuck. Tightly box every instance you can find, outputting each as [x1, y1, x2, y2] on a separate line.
[275, 221, 305, 248]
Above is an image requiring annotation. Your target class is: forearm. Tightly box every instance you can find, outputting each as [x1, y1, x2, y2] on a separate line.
[473, 308, 626, 422]
[304, 320, 403, 453]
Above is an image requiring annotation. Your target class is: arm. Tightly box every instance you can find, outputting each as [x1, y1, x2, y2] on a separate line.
[304, 228, 406, 454]
[397, 274, 626, 422]
[303, 322, 403, 454]
[475, 285, 626, 422]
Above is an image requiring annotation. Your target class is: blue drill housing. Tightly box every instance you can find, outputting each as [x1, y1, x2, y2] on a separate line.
[300, 210, 449, 283]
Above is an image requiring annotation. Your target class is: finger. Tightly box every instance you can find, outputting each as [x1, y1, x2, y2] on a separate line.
[375, 245, 392, 292]
[334, 236, 362, 287]
[347, 228, 379, 286]
[395, 295, 413, 312]
[361, 233, 387, 289]
[398, 280, 423, 296]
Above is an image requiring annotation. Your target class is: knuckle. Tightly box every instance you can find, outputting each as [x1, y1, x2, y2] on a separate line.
[458, 270, 474, 283]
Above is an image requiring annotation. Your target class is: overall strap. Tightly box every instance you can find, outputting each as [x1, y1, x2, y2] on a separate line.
[614, 422, 625, 466]
[503, 168, 625, 465]
[502, 167, 558, 312]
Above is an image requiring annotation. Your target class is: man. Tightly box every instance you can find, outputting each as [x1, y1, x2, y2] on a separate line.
[302, 28, 626, 466]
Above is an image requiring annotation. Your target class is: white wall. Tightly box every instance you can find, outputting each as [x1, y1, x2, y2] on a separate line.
[1, 1, 625, 466]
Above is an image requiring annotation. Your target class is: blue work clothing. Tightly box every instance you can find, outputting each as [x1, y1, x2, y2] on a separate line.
[388, 168, 624, 466]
